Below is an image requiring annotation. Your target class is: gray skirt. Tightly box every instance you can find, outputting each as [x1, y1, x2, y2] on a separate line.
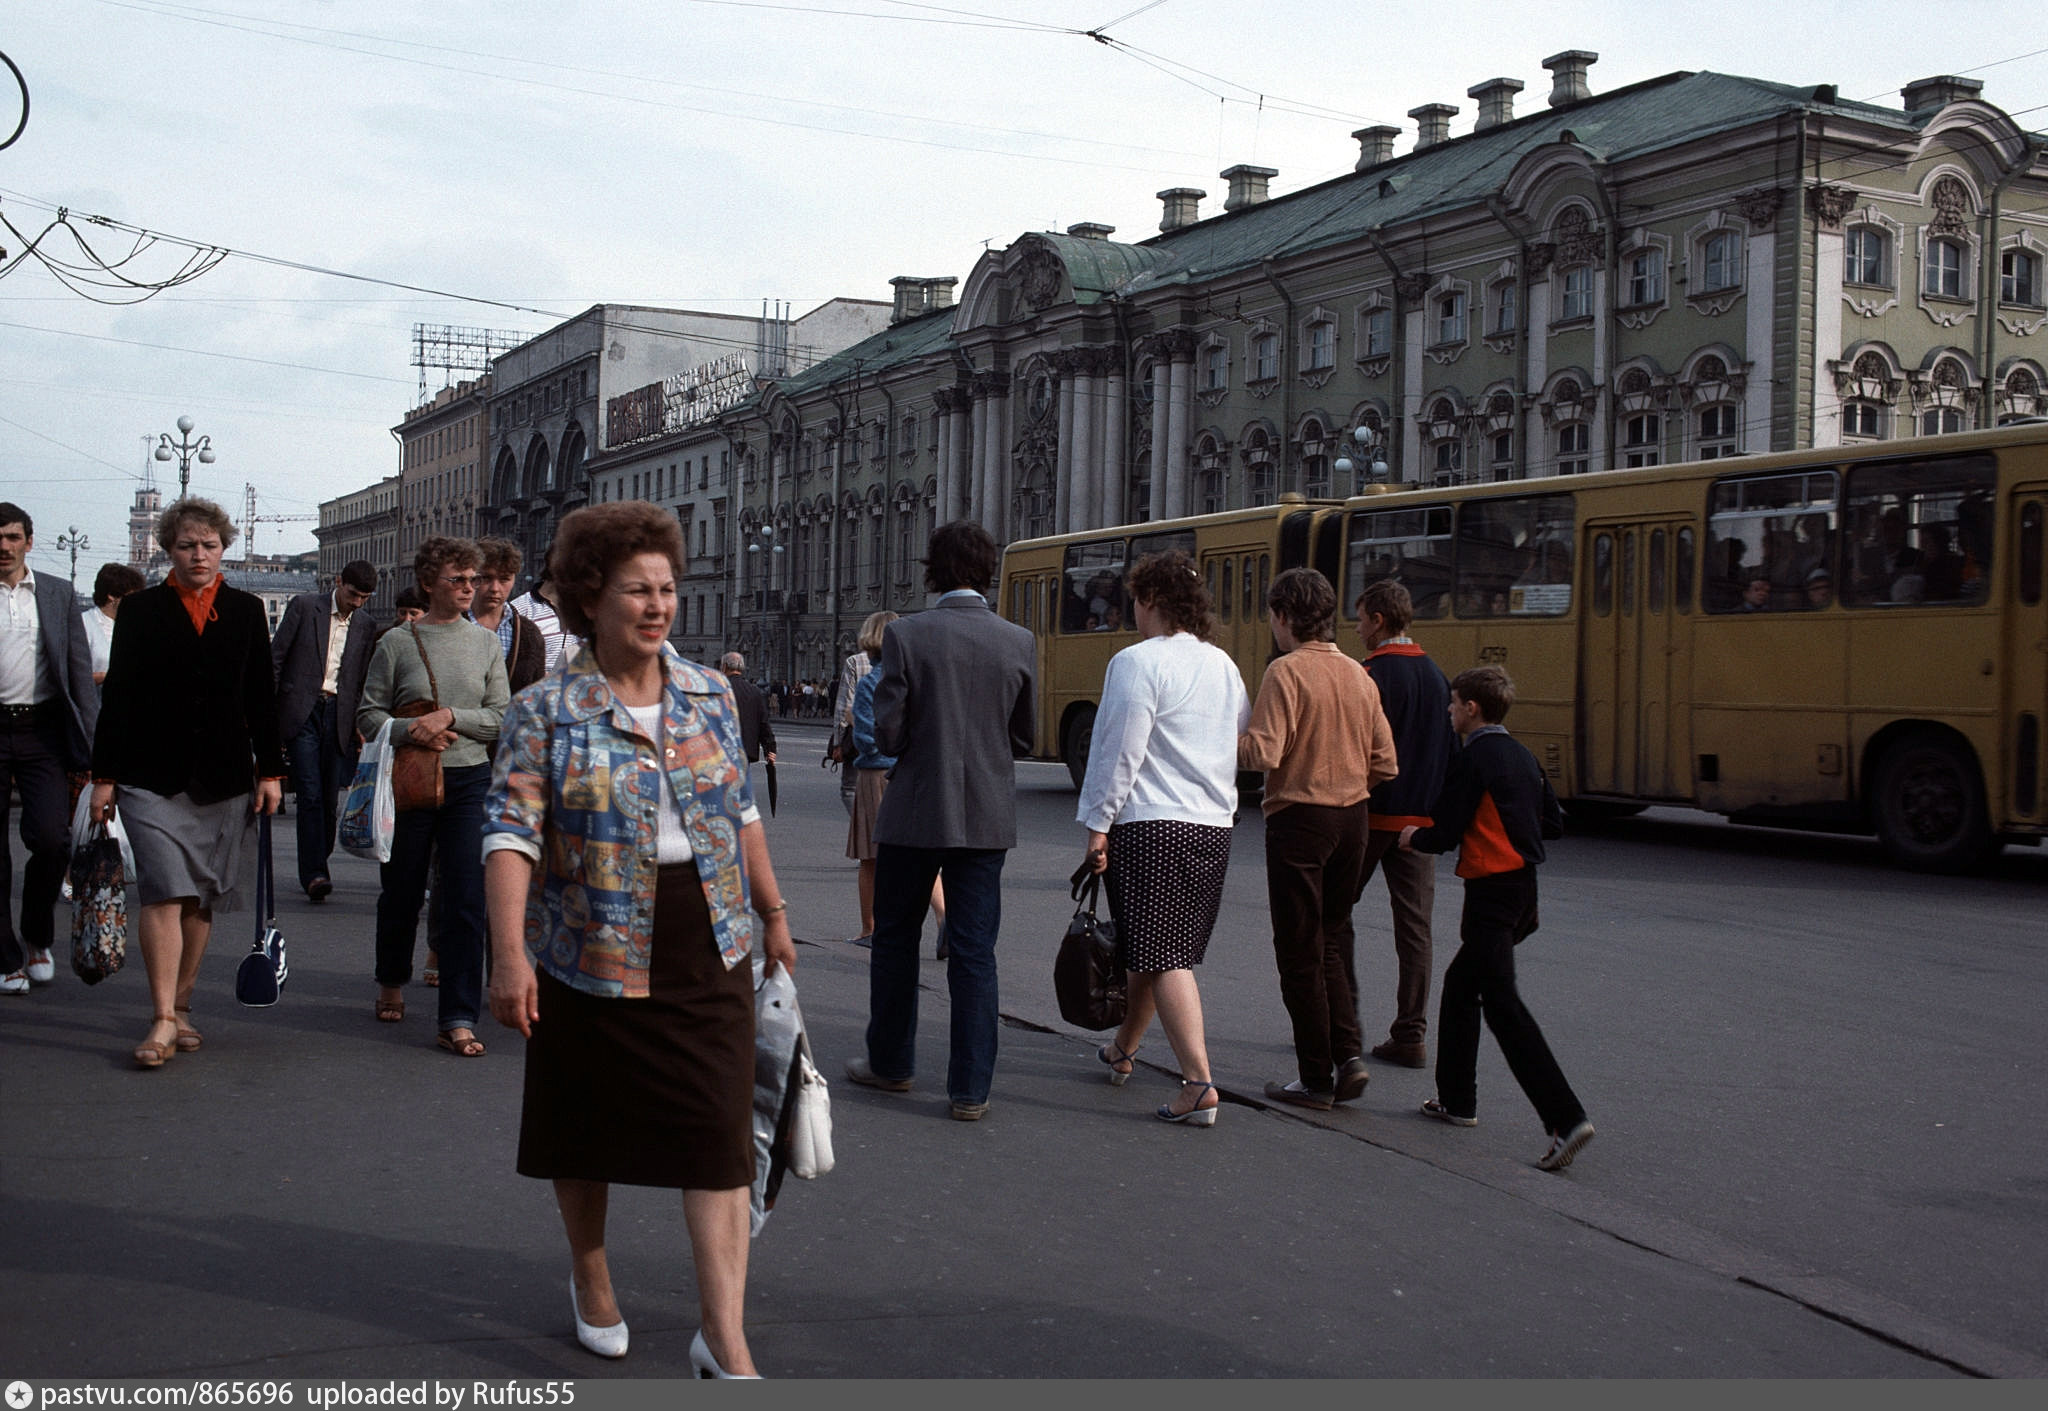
[119, 785, 254, 911]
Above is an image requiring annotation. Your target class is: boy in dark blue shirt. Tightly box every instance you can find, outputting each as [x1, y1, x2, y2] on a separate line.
[1399, 665, 1594, 1172]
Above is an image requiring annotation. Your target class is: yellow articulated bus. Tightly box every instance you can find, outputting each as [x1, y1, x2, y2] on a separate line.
[999, 499, 1344, 788]
[1002, 424, 2048, 871]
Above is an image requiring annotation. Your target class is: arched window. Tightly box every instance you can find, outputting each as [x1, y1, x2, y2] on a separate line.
[1925, 238, 1966, 298]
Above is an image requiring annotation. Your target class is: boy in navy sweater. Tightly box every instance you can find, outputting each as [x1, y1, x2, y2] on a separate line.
[1399, 665, 1594, 1172]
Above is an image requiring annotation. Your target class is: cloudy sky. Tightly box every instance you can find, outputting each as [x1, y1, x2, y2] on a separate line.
[0, 0, 2030, 581]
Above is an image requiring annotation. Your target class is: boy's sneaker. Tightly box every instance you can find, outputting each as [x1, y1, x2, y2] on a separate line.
[1537, 1119, 1595, 1171]
[26, 948, 55, 984]
[0, 971, 29, 996]
[1421, 1098, 1477, 1127]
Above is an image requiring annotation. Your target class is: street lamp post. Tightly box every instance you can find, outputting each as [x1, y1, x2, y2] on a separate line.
[153, 415, 216, 498]
[744, 524, 788, 686]
[55, 525, 88, 589]
[1333, 422, 1391, 492]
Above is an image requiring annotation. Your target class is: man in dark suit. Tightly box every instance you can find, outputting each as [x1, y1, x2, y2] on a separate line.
[0, 503, 99, 991]
[720, 651, 776, 778]
[845, 521, 1035, 1121]
[271, 559, 378, 901]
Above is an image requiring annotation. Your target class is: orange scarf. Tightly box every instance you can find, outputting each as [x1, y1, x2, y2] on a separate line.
[170, 576, 221, 636]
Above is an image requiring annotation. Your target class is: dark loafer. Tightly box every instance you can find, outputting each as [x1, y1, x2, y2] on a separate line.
[1263, 1080, 1335, 1112]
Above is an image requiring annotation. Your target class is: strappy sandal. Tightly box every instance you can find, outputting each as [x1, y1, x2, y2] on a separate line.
[1156, 1080, 1219, 1127]
[1097, 1041, 1139, 1086]
[422, 951, 440, 988]
[436, 1028, 487, 1058]
[133, 1018, 180, 1070]
[173, 1006, 203, 1052]
[376, 991, 405, 1023]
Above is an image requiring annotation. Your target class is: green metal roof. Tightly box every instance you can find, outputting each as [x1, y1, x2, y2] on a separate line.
[764, 303, 960, 398]
[1023, 232, 1169, 304]
[1116, 70, 1922, 296]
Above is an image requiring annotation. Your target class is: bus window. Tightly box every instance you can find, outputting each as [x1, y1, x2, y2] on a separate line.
[1345, 505, 1453, 619]
[2022, 503, 2043, 607]
[1207, 559, 1222, 616]
[1258, 554, 1270, 619]
[1841, 453, 1996, 607]
[1593, 533, 1613, 616]
[1222, 558, 1235, 623]
[1129, 528, 1197, 563]
[1242, 554, 1256, 620]
[1648, 528, 1667, 613]
[1706, 469, 1836, 612]
[1455, 494, 1574, 616]
[1622, 531, 1637, 616]
[1061, 540, 1128, 633]
[1675, 528, 1695, 613]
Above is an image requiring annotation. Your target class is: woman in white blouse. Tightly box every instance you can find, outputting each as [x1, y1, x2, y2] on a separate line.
[1075, 550, 1249, 1126]
[81, 562, 145, 687]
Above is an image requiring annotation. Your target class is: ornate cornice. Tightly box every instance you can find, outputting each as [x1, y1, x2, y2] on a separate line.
[1394, 274, 1431, 303]
[1808, 185, 1856, 231]
[1735, 187, 1784, 231]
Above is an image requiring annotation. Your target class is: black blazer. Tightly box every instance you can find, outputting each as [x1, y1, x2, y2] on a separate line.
[93, 582, 287, 804]
[271, 589, 379, 750]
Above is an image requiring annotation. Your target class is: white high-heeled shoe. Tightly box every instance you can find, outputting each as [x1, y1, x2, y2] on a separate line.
[570, 1276, 628, 1359]
[690, 1328, 761, 1379]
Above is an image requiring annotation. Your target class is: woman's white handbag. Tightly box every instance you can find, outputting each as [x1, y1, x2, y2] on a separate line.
[785, 1040, 834, 1179]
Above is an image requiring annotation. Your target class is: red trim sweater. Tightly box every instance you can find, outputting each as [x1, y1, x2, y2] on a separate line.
[1361, 642, 1452, 832]
[1407, 726, 1564, 879]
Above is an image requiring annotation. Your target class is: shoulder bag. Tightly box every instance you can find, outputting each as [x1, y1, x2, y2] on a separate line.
[234, 813, 289, 1006]
[391, 622, 445, 813]
[69, 818, 129, 985]
[1054, 862, 1127, 1030]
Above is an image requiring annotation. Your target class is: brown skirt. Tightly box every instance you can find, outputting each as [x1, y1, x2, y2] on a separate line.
[845, 767, 888, 861]
[516, 865, 756, 1190]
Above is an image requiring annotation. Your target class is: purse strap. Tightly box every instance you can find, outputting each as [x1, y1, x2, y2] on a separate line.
[1068, 861, 1103, 915]
[254, 811, 274, 938]
[405, 621, 443, 709]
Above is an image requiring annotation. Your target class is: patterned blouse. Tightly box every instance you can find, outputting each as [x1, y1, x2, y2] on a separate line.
[483, 642, 761, 998]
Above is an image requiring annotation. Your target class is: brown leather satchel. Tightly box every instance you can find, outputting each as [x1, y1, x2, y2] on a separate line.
[391, 624, 445, 813]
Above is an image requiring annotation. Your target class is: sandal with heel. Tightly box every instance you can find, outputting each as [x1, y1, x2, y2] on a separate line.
[1097, 1041, 1139, 1086]
[1156, 1080, 1219, 1127]
[133, 1017, 180, 1070]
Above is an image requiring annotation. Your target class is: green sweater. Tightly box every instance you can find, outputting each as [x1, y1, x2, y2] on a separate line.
[357, 619, 510, 769]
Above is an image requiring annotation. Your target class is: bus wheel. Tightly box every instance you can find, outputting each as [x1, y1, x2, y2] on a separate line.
[1872, 731, 1995, 872]
[1063, 706, 1096, 792]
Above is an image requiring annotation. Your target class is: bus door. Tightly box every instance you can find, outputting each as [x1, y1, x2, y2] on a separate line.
[1580, 518, 1697, 799]
[2009, 490, 2047, 826]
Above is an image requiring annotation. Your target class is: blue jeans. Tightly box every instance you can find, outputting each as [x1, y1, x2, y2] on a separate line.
[375, 762, 489, 1032]
[286, 697, 350, 889]
[866, 844, 1005, 1104]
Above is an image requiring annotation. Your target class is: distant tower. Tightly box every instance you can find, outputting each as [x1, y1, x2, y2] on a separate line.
[128, 459, 165, 577]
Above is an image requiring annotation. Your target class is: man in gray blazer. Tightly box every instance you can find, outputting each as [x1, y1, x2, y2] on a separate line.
[0, 503, 99, 991]
[271, 559, 378, 900]
[845, 520, 1035, 1120]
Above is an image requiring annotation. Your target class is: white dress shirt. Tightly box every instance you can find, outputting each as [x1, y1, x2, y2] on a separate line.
[0, 568, 44, 706]
[322, 591, 355, 694]
[1076, 631, 1250, 834]
[82, 605, 117, 679]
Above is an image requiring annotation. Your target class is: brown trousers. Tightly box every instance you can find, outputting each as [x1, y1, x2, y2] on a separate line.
[1264, 800, 1371, 1090]
[1354, 828, 1438, 1046]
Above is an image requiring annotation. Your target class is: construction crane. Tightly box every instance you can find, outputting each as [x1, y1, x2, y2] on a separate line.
[242, 484, 316, 560]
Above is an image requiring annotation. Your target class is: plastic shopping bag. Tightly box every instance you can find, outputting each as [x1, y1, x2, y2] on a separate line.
[69, 786, 135, 879]
[337, 719, 397, 864]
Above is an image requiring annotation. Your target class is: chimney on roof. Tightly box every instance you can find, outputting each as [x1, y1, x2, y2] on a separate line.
[1409, 103, 1457, 151]
[1901, 74, 1984, 111]
[1157, 187, 1206, 232]
[1352, 124, 1399, 170]
[1066, 222, 1115, 241]
[1468, 77, 1525, 131]
[890, 276, 955, 325]
[1221, 164, 1278, 212]
[1543, 50, 1598, 108]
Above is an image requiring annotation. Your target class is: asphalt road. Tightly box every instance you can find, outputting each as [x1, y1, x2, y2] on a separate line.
[2, 719, 2042, 1378]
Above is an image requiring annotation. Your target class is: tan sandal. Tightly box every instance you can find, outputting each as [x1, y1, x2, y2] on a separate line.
[134, 1018, 179, 1069]
[173, 1006, 203, 1052]
[436, 1028, 486, 1058]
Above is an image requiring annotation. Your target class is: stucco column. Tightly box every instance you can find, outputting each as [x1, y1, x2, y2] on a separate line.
[987, 373, 1012, 541]
[1100, 356, 1126, 527]
[967, 388, 989, 526]
[950, 392, 974, 520]
[1164, 337, 1194, 520]
[936, 391, 956, 519]
[1147, 348, 1171, 522]
[1055, 360, 1079, 533]
[1070, 354, 1098, 531]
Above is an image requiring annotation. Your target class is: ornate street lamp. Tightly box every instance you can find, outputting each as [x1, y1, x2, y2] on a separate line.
[55, 525, 88, 588]
[154, 415, 216, 498]
[1333, 422, 1390, 490]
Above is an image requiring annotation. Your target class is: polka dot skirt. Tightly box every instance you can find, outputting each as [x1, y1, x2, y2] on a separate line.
[1104, 819, 1234, 973]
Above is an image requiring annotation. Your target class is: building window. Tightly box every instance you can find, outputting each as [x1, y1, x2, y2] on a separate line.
[2003, 248, 2041, 307]
[1844, 399, 1885, 440]
[1557, 422, 1590, 475]
[1700, 231, 1740, 292]
[1251, 331, 1279, 382]
[1201, 342, 1228, 391]
[1434, 293, 1467, 346]
[1433, 439, 1462, 476]
[1698, 404, 1739, 458]
[1623, 413, 1661, 467]
[1305, 319, 1335, 371]
[1845, 227, 1890, 287]
[1624, 250, 1665, 307]
[1363, 308, 1392, 358]
[1925, 237, 1966, 298]
[1490, 431, 1514, 472]
[1920, 407, 1965, 436]
[1559, 266, 1593, 320]
[1492, 283, 1517, 335]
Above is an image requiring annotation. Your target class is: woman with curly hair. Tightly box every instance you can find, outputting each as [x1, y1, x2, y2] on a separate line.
[1075, 550, 1247, 1126]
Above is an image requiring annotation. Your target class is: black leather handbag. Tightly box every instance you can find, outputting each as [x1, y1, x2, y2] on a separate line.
[234, 814, 289, 1007]
[1054, 863, 1126, 1031]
